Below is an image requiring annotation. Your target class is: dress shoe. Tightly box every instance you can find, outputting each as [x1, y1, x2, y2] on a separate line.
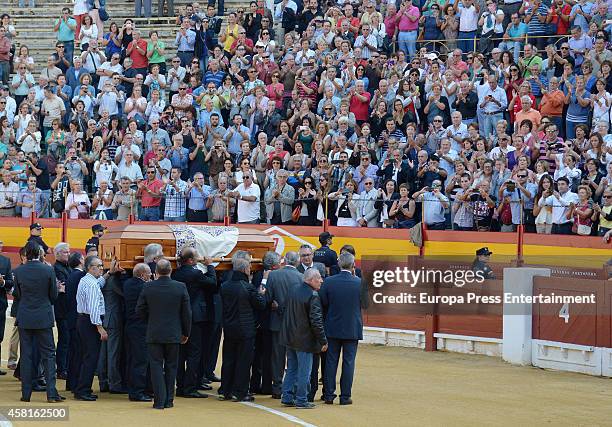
[182, 391, 208, 398]
[109, 389, 128, 395]
[32, 385, 46, 392]
[74, 394, 97, 401]
[339, 399, 353, 405]
[152, 405, 164, 410]
[20, 397, 30, 402]
[0, 369, 7, 375]
[99, 385, 109, 392]
[48, 394, 66, 403]
[129, 395, 153, 402]
[57, 372, 68, 380]
[164, 401, 174, 408]
[232, 395, 254, 402]
[271, 393, 281, 399]
[198, 383, 213, 391]
[7, 363, 17, 370]
[324, 399, 334, 405]
[207, 374, 221, 382]
[281, 400, 295, 407]
[217, 395, 232, 401]
[200, 378, 211, 384]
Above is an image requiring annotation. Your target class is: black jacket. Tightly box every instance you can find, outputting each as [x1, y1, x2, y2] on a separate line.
[0, 254, 13, 311]
[172, 264, 217, 323]
[136, 276, 192, 344]
[13, 261, 58, 330]
[66, 268, 86, 329]
[102, 275, 124, 329]
[123, 276, 147, 328]
[280, 282, 327, 353]
[220, 271, 266, 340]
[53, 261, 72, 320]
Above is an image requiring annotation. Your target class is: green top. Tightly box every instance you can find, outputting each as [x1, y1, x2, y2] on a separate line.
[147, 41, 166, 64]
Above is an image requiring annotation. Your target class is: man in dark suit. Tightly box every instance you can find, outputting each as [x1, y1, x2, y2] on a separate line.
[52, 243, 72, 380]
[65, 253, 85, 392]
[297, 244, 326, 278]
[280, 268, 327, 409]
[0, 239, 13, 376]
[172, 247, 217, 398]
[319, 252, 363, 406]
[136, 259, 192, 410]
[98, 267, 126, 394]
[13, 241, 64, 403]
[219, 251, 266, 402]
[249, 251, 281, 396]
[123, 263, 152, 402]
[266, 251, 303, 399]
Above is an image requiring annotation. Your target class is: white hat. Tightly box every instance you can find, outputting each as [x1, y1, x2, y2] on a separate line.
[424, 52, 438, 60]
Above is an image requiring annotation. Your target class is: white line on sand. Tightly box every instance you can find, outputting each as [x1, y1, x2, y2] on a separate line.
[239, 401, 319, 427]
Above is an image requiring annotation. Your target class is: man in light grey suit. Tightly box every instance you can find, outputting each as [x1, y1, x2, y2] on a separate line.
[357, 177, 380, 228]
[264, 169, 295, 225]
[98, 273, 125, 393]
[266, 251, 303, 398]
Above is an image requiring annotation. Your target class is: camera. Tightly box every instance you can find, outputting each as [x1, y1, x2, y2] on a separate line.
[331, 159, 343, 165]
[71, 156, 77, 161]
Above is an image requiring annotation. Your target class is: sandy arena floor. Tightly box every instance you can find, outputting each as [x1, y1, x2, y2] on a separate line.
[2, 319, 612, 427]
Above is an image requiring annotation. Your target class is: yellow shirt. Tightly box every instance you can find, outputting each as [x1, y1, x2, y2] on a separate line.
[600, 205, 612, 231]
[223, 24, 239, 52]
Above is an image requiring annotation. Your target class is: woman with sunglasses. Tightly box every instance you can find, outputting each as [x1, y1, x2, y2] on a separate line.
[296, 178, 320, 226]
[0, 116, 16, 148]
[592, 186, 612, 236]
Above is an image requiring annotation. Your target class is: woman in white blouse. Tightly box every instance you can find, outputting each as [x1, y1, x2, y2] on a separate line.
[65, 180, 91, 219]
[124, 85, 147, 122]
[92, 180, 114, 220]
[79, 14, 99, 50]
[13, 103, 33, 140]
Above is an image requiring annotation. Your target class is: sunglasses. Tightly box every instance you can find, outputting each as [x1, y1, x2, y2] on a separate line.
[517, 175, 527, 178]
[179, 87, 187, 90]
[172, 59, 180, 62]
[433, 119, 442, 122]
[147, 171, 156, 174]
[604, 195, 612, 199]
[305, 181, 312, 185]
[244, 176, 252, 180]
[262, 32, 269, 35]
[365, 182, 373, 185]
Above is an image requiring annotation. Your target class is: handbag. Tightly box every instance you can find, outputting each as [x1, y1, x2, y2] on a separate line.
[577, 224, 592, 235]
[291, 205, 301, 222]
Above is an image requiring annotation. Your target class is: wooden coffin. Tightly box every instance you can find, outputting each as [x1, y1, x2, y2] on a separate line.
[98, 224, 275, 271]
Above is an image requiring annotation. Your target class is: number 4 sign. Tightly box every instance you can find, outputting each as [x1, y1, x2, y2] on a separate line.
[559, 303, 569, 324]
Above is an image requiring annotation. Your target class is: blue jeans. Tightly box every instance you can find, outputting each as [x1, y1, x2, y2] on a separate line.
[398, 30, 418, 60]
[164, 215, 186, 222]
[62, 41, 75, 66]
[141, 206, 160, 221]
[18, 0, 35, 6]
[481, 112, 502, 138]
[0, 61, 9, 85]
[281, 349, 312, 407]
[458, 31, 477, 56]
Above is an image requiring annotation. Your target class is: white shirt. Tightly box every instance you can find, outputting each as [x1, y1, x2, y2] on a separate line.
[167, 66, 187, 92]
[76, 273, 106, 325]
[445, 123, 468, 152]
[236, 182, 261, 223]
[539, 190, 580, 224]
[457, 3, 478, 32]
[97, 62, 123, 91]
[0, 181, 19, 208]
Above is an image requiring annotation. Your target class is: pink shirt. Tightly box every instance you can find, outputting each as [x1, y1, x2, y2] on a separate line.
[398, 6, 420, 32]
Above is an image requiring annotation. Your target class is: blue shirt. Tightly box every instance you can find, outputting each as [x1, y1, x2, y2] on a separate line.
[167, 146, 190, 171]
[203, 70, 226, 88]
[55, 17, 76, 42]
[507, 22, 528, 39]
[223, 125, 251, 155]
[418, 191, 449, 225]
[175, 29, 196, 51]
[571, 2, 595, 32]
[187, 184, 211, 210]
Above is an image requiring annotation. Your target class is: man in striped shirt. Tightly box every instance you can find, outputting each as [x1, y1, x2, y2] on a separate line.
[74, 256, 112, 401]
[163, 167, 188, 221]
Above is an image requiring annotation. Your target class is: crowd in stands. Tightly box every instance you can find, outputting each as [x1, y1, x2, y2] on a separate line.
[0, 0, 611, 236]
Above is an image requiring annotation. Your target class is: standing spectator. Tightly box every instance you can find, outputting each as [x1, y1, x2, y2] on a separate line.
[136, 258, 191, 409]
[112, 177, 137, 220]
[0, 169, 18, 216]
[264, 169, 294, 225]
[231, 171, 260, 223]
[162, 167, 188, 221]
[52, 243, 71, 380]
[280, 267, 327, 409]
[219, 251, 266, 401]
[54, 9, 77, 65]
[13, 241, 64, 403]
[17, 176, 46, 218]
[539, 176, 580, 234]
[65, 180, 91, 219]
[137, 166, 163, 221]
[0, 26, 10, 85]
[175, 20, 196, 67]
[454, 0, 480, 57]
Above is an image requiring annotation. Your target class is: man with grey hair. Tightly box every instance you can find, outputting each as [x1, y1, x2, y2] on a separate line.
[266, 251, 303, 398]
[53, 242, 71, 379]
[320, 251, 363, 406]
[264, 169, 295, 225]
[143, 243, 164, 273]
[297, 244, 326, 278]
[219, 250, 266, 401]
[280, 267, 327, 409]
